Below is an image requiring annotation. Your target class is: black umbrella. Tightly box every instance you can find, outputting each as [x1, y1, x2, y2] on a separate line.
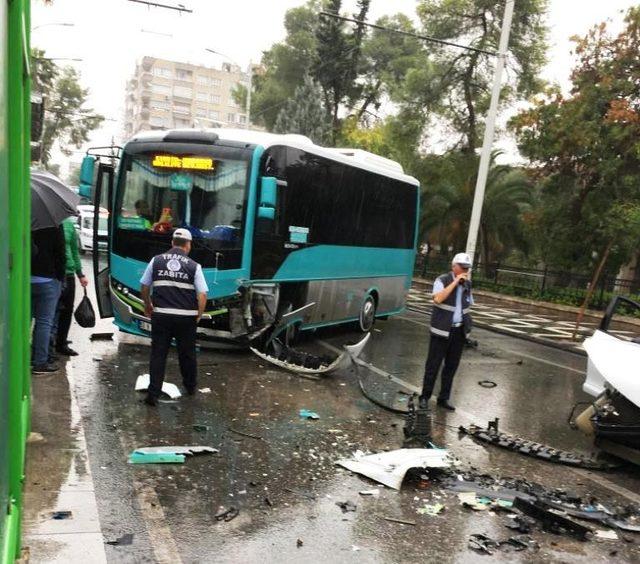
[31, 169, 81, 231]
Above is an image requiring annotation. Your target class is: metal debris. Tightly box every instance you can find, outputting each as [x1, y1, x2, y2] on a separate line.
[460, 420, 616, 470]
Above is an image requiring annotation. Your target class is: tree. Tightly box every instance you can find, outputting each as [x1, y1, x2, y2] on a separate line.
[273, 74, 331, 144]
[406, 0, 548, 153]
[420, 151, 533, 267]
[511, 7, 640, 276]
[39, 65, 104, 167]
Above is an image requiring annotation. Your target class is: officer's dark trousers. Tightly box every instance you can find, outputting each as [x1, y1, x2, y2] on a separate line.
[421, 326, 465, 401]
[149, 313, 197, 398]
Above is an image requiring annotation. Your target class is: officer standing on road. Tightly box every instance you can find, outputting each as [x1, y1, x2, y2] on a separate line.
[140, 228, 208, 406]
[420, 252, 474, 411]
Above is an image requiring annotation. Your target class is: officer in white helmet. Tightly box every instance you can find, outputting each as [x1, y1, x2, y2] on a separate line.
[419, 252, 474, 411]
[139, 228, 208, 406]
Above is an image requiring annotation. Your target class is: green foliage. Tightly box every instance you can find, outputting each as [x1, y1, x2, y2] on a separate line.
[511, 7, 640, 272]
[409, 0, 549, 152]
[38, 64, 104, 167]
[273, 75, 330, 144]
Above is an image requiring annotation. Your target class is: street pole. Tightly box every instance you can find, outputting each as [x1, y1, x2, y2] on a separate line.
[465, 0, 515, 266]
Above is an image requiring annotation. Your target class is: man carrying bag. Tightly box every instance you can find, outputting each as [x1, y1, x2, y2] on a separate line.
[140, 228, 208, 406]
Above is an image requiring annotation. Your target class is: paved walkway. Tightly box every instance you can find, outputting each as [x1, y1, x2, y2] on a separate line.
[407, 283, 639, 354]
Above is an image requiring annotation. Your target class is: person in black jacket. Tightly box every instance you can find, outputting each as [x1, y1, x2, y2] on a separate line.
[31, 225, 66, 373]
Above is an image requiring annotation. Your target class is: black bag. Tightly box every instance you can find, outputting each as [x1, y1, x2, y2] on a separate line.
[74, 289, 96, 328]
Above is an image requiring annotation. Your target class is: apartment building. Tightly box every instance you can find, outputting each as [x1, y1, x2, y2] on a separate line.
[124, 56, 249, 138]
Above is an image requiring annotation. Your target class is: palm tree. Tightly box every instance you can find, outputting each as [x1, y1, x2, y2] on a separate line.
[419, 150, 533, 270]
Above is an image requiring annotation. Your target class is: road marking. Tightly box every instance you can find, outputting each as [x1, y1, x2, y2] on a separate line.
[398, 315, 585, 374]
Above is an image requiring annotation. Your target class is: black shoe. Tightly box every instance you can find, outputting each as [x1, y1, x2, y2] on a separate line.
[185, 387, 196, 396]
[143, 395, 158, 406]
[418, 396, 429, 410]
[33, 363, 60, 374]
[56, 345, 78, 356]
[437, 399, 456, 411]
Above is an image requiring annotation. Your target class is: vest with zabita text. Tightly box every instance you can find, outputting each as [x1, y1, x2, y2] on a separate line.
[151, 247, 199, 316]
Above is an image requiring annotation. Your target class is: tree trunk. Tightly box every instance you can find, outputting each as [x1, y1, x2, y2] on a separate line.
[572, 239, 613, 340]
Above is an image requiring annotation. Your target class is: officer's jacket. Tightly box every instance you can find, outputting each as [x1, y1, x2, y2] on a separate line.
[430, 272, 473, 338]
[151, 247, 199, 316]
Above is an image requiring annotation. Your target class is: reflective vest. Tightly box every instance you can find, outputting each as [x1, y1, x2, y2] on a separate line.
[430, 272, 472, 338]
[151, 247, 199, 316]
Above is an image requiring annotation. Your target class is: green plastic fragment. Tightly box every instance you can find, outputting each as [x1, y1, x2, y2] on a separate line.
[129, 452, 185, 464]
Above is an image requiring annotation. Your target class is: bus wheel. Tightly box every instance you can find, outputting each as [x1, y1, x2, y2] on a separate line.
[358, 295, 377, 332]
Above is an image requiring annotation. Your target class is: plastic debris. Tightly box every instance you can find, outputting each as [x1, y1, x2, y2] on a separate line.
[129, 445, 217, 464]
[90, 332, 113, 341]
[51, 510, 72, 520]
[215, 506, 239, 522]
[199, 387, 211, 394]
[336, 500, 357, 513]
[513, 497, 591, 540]
[299, 409, 320, 420]
[336, 448, 452, 490]
[458, 492, 489, 511]
[135, 374, 181, 399]
[296, 539, 303, 548]
[105, 533, 134, 546]
[595, 530, 619, 541]
[417, 503, 444, 516]
[382, 516, 416, 526]
[478, 380, 497, 388]
[193, 424, 211, 432]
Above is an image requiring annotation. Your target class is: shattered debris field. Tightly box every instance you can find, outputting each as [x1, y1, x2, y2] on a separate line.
[24, 308, 640, 563]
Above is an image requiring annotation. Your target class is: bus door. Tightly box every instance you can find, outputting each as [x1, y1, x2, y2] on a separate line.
[91, 160, 115, 318]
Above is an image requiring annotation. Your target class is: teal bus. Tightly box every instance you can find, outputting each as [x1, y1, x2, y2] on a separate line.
[86, 129, 420, 345]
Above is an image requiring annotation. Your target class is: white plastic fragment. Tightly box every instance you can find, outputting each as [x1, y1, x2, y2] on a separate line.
[134, 446, 218, 455]
[199, 387, 211, 394]
[336, 448, 452, 490]
[135, 374, 181, 399]
[595, 529, 619, 541]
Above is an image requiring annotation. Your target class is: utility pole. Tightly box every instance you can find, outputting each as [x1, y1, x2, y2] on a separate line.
[465, 0, 515, 266]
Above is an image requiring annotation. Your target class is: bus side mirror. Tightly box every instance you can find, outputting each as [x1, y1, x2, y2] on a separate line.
[78, 156, 95, 199]
[258, 176, 277, 220]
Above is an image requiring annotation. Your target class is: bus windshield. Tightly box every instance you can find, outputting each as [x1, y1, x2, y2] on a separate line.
[113, 151, 250, 269]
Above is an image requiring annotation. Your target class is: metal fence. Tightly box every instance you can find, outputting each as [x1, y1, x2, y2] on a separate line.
[414, 255, 640, 311]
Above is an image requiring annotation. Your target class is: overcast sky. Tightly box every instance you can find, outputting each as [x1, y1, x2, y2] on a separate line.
[32, 0, 638, 172]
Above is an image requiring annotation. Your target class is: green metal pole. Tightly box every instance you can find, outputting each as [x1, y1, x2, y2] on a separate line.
[3, 0, 30, 562]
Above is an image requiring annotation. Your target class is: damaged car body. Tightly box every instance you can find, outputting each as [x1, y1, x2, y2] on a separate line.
[575, 296, 640, 465]
[84, 129, 420, 370]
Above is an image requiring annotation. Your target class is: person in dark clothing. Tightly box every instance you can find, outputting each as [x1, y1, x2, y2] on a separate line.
[31, 225, 66, 373]
[140, 228, 208, 406]
[53, 217, 89, 356]
[420, 252, 474, 411]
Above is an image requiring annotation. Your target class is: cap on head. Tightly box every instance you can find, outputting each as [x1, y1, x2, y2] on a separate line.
[172, 228, 192, 241]
[452, 252, 472, 268]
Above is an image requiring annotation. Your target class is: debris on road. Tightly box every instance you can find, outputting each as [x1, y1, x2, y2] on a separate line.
[417, 503, 444, 516]
[215, 506, 239, 522]
[468, 533, 537, 555]
[228, 427, 263, 441]
[382, 516, 416, 526]
[458, 492, 489, 511]
[90, 332, 113, 341]
[105, 533, 134, 546]
[459, 420, 616, 470]
[135, 374, 181, 400]
[513, 497, 591, 540]
[129, 445, 217, 464]
[193, 424, 211, 432]
[296, 538, 303, 548]
[477, 380, 497, 388]
[337, 448, 452, 490]
[198, 387, 211, 394]
[359, 489, 380, 496]
[299, 409, 320, 420]
[336, 500, 357, 513]
[50, 510, 72, 520]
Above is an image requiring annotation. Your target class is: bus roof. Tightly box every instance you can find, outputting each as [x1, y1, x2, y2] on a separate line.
[127, 128, 420, 186]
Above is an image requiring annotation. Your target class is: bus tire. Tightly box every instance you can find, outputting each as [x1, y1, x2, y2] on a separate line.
[358, 294, 377, 332]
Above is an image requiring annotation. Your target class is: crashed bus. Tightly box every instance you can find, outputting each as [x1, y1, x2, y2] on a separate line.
[83, 129, 420, 353]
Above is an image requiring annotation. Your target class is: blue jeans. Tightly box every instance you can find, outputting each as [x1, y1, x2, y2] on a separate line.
[31, 279, 62, 366]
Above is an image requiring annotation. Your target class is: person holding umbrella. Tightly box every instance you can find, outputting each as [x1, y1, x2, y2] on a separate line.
[31, 170, 80, 373]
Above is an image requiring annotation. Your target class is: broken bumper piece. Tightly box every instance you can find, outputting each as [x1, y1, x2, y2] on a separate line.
[129, 446, 218, 464]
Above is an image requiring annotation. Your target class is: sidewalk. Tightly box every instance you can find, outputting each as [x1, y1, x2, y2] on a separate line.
[409, 278, 640, 355]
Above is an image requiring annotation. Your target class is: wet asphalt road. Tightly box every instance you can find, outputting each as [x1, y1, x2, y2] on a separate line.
[23, 270, 640, 563]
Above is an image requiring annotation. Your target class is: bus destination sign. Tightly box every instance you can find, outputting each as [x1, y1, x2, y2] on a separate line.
[152, 154, 214, 171]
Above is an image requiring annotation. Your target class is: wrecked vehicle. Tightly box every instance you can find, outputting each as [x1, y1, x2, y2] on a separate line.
[81, 130, 420, 371]
[575, 296, 640, 465]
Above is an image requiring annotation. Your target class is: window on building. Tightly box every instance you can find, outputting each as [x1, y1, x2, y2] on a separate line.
[211, 78, 222, 87]
[151, 83, 171, 95]
[152, 67, 172, 79]
[238, 115, 247, 125]
[196, 75, 209, 85]
[195, 107, 207, 118]
[175, 68, 193, 81]
[209, 110, 219, 120]
[150, 100, 170, 111]
[227, 113, 235, 123]
[173, 102, 191, 115]
[210, 94, 221, 104]
[196, 91, 207, 102]
[173, 85, 193, 98]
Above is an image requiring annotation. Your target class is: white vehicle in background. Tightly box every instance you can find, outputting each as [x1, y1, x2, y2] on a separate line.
[77, 204, 109, 254]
